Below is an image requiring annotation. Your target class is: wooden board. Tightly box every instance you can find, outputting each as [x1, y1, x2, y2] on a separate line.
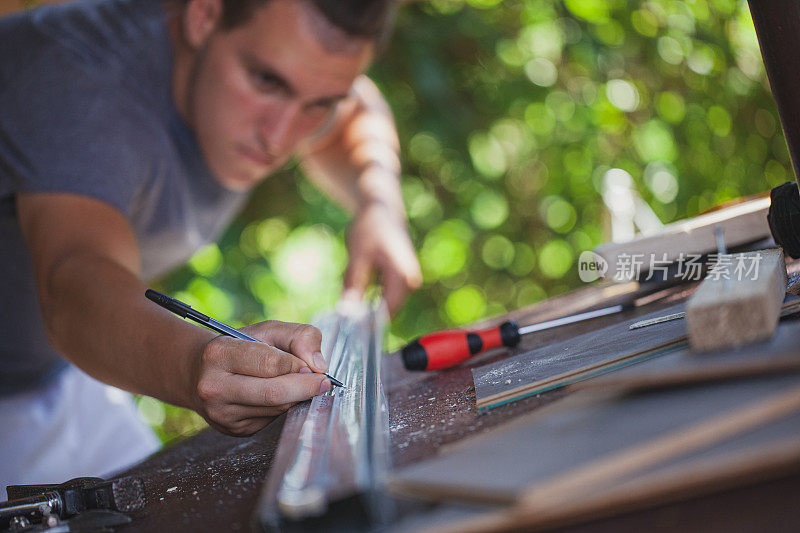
[389, 374, 800, 510]
[425, 438, 800, 533]
[686, 248, 786, 351]
[577, 316, 800, 393]
[474, 295, 800, 410]
[595, 196, 771, 277]
[472, 303, 689, 410]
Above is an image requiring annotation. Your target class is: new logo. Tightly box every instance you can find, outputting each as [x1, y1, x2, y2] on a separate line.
[578, 251, 608, 283]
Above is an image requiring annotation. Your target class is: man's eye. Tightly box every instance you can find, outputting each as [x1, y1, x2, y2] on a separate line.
[306, 101, 337, 118]
[252, 72, 284, 93]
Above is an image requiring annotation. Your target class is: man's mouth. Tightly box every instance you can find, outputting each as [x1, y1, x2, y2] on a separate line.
[237, 144, 275, 167]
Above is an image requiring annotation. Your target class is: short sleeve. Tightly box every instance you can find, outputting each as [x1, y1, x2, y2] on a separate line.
[0, 51, 150, 218]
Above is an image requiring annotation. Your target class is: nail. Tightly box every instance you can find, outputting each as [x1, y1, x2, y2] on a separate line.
[312, 351, 327, 372]
[298, 366, 312, 374]
[319, 378, 331, 395]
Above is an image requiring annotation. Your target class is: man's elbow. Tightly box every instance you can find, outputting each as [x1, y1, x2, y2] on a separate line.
[37, 251, 85, 355]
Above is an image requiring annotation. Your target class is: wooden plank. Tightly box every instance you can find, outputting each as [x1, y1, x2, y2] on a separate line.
[389, 374, 800, 507]
[476, 337, 687, 410]
[517, 382, 800, 510]
[393, 375, 800, 503]
[577, 357, 800, 393]
[472, 303, 689, 410]
[424, 438, 800, 533]
[475, 293, 800, 410]
[595, 196, 771, 277]
[686, 248, 786, 351]
[577, 316, 800, 392]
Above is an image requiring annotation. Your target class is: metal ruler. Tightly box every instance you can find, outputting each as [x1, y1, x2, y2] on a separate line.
[257, 300, 390, 528]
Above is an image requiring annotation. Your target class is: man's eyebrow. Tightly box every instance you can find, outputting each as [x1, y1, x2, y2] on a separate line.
[243, 53, 349, 107]
[243, 54, 295, 96]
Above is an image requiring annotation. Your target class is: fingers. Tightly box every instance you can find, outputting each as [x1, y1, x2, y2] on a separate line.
[379, 235, 423, 315]
[380, 262, 409, 315]
[343, 249, 373, 299]
[196, 333, 332, 437]
[389, 229, 423, 291]
[214, 337, 305, 377]
[207, 416, 280, 438]
[233, 403, 295, 419]
[225, 372, 331, 406]
[241, 321, 326, 373]
[343, 207, 421, 314]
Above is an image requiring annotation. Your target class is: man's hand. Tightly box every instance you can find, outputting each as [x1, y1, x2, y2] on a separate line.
[299, 76, 422, 313]
[344, 201, 422, 314]
[191, 321, 331, 436]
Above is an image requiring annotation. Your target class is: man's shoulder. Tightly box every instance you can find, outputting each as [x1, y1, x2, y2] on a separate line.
[0, 0, 172, 123]
[1, 60, 167, 156]
[0, 1, 175, 156]
[0, 1, 191, 217]
[0, 55, 173, 218]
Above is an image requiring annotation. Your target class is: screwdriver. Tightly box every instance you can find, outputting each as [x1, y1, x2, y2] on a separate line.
[145, 289, 345, 387]
[401, 304, 626, 371]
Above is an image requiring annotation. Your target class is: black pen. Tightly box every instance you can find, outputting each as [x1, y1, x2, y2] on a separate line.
[145, 289, 344, 388]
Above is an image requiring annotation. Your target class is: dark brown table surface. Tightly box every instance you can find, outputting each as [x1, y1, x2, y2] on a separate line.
[116, 262, 800, 532]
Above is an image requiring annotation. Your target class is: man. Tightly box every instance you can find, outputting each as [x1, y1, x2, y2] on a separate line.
[0, 0, 421, 487]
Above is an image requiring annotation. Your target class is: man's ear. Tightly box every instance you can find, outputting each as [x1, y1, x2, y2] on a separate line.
[183, 0, 223, 49]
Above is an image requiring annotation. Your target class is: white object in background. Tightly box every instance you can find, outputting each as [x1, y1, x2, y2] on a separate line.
[0, 365, 161, 493]
[602, 168, 664, 243]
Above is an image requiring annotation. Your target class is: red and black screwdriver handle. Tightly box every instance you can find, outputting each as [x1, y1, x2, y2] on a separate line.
[401, 321, 521, 371]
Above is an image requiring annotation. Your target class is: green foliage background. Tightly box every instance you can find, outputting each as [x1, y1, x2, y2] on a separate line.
[143, 0, 792, 442]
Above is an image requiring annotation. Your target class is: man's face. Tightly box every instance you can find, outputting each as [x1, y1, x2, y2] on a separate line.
[182, 0, 375, 190]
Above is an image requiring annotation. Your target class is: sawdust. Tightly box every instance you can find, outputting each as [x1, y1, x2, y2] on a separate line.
[478, 366, 509, 383]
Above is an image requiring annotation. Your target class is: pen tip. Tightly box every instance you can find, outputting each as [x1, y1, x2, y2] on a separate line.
[325, 373, 345, 388]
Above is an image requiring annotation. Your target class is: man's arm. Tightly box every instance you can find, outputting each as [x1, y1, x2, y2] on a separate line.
[299, 75, 422, 314]
[17, 192, 330, 436]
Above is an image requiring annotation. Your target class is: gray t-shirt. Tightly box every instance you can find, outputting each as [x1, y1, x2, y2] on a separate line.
[0, 0, 248, 394]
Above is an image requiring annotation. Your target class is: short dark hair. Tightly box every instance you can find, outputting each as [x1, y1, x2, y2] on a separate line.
[218, 0, 396, 46]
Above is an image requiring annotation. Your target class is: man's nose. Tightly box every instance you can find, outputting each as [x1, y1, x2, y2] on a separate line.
[259, 103, 301, 153]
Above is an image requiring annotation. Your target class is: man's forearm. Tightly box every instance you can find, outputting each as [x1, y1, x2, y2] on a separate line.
[40, 247, 330, 437]
[44, 251, 213, 408]
[18, 186, 328, 437]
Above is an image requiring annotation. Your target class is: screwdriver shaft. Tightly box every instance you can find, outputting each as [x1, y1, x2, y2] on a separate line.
[517, 304, 624, 335]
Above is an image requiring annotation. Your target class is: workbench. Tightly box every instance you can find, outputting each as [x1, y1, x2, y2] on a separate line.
[114, 262, 800, 532]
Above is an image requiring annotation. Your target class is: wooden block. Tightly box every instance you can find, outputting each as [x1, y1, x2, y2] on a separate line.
[595, 196, 771, 277]
[686, 248, 786, 352]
